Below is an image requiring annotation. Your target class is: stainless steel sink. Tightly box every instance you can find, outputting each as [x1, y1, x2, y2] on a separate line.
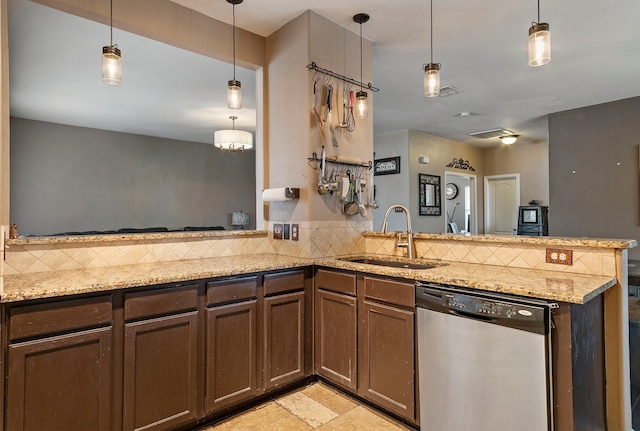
[338, 257, 442, 270]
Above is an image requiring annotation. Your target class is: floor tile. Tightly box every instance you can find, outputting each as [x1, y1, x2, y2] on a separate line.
[210, 402, 313, 431]
[301, 382, 340, 403]
[318, 392, 358, 415]
[275, 392, 339, 427]
[315, 406, 408, 431]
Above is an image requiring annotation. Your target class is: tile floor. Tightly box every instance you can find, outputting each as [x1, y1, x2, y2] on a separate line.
[196, 382, 414, 431]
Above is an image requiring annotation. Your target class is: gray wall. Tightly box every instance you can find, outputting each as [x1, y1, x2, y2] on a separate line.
[549, 96, 640, 259]
[483, 137, 549, 206]
[10, 117, 256, 235]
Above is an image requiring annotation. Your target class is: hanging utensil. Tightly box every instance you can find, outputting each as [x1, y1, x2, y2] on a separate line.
[338, 85, 348, 128]
[343, 175, 359, 216]
[317, 146, 330, 194]
[369, 168, 379, 208]
[357, 180, 368, 216]
[312, 79, 327, 143]
[326, 84, 339, 147]
[346, 90, 356, 132]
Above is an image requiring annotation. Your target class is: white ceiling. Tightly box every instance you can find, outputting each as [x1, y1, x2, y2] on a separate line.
[9, 0, 640, 147]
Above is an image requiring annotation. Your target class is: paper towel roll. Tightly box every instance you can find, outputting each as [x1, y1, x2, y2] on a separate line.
[262, 187, 299, 202]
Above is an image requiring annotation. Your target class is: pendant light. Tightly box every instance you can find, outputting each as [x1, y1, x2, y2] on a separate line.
[353, 13, 369, 119]
[423, 0, 440, 97]
[101, 0, 121, 85]
[214, 116, 253, 151]
[528, 0, 551, 66]
[227, 0, 243, 109]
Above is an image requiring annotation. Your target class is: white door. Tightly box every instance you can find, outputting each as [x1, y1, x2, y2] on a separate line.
[484, 174, 520, 235]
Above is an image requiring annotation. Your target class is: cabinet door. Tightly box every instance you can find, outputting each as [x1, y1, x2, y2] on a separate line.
[315, 289, 357, 391]
[6, 327, 113, 431]
[359, 299, 415, 421]
[264, 291, 305, 389]
[123, 312, 199, 431]
[206, 300, 258, 413]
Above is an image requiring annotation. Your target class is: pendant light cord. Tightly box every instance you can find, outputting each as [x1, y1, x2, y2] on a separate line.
[430, 0, 433, 63]
[109, 0, 113, 47]
[537, 0, 541, 23]
[232, 3, 237, 81]
[359, 23, 363, 92]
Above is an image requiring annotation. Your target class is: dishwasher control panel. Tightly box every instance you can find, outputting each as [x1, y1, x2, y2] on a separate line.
[416, 283, 550, 333]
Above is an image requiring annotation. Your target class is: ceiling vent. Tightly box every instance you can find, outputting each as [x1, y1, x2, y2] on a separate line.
[469, 128, 514, 139]
[438, 85, 461, 97]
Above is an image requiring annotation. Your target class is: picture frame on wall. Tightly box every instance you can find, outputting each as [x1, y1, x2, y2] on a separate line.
[419, 173, 441, 216]
[374, 156, 401, 176]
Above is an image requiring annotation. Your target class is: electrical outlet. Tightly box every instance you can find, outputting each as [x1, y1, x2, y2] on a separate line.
[291, 224, 299, 241]
[546, 248, 573, 265]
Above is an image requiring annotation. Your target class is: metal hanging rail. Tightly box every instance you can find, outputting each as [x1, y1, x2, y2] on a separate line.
[307, 61, 380, 92]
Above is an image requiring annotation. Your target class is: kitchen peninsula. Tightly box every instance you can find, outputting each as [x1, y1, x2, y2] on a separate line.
[0, 230, 635, 430]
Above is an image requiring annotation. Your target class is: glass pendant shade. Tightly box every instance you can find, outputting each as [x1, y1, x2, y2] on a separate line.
[423, 63, 440, 97]
[227, 80, 242, 109]
[102, 46, 121, 85]
[528, 23, 551, 66]
[355, 91, 368, 119]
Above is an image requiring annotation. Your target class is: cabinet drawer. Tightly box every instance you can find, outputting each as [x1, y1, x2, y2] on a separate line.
[264, 270, 305, 296]
[364, 277, 415, 308]
[207, 276, 258, 306]
[315, 269, 356, 296]
[9, 295, 113, 341]
[125, 283, 198, 321]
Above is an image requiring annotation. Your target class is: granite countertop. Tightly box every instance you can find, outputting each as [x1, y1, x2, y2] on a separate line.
[2, 253, 616, 304]
[1, 254, 312, 303]
[316, 254, 616, 304]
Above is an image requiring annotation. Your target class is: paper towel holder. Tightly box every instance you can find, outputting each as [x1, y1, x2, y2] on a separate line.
[283, 188, 299, 199]
[262, 187, 300, 202]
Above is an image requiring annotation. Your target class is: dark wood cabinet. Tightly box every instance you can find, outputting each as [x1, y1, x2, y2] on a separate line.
[6, 295, 113, 431]
[205, 276, 259, 413]
[315, 269, 358, 391]
[2, 266, 313, 431]
[359, 277, 416, 422]
[263, 270, 306, 389]
[122, 284, 200, 431]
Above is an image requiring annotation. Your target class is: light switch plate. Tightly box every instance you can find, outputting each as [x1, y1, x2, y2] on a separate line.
[273, 223, 283, 240]
[546, 248, 573, 265]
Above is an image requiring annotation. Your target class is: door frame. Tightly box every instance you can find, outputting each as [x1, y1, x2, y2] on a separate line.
[444, 171, 478, 234]
[484, 173, 520, 235]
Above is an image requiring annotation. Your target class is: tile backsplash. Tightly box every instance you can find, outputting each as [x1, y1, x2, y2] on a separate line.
[3, 220, 371, 275]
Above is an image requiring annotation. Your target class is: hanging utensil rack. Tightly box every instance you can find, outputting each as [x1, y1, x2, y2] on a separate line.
[307, 61, 379, 93]
[308, 152, 372, 170]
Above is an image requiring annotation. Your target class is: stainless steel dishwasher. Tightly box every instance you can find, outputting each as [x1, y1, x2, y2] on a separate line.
[416, 282, 556, 431]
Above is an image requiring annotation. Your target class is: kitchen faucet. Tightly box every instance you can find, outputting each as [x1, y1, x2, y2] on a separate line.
[380, 204, 415, 259]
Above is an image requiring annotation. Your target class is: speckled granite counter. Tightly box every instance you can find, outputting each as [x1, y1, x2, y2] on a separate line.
[2, 254, 312, 303]
[316, 254, 616, 304]
[3, 252, 616, 304]
[6, 229, 268, 246]
[368, 231, 637, 249]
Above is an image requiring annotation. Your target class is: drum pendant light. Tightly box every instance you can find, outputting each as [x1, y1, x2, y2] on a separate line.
[214, 116, 253, 151]
[423, 0, 440, 97]
[227, 0, 243, 109]
[353, 13, 370, 119]
[101, 0, 121, 85]
[528, 0, 551, 66]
